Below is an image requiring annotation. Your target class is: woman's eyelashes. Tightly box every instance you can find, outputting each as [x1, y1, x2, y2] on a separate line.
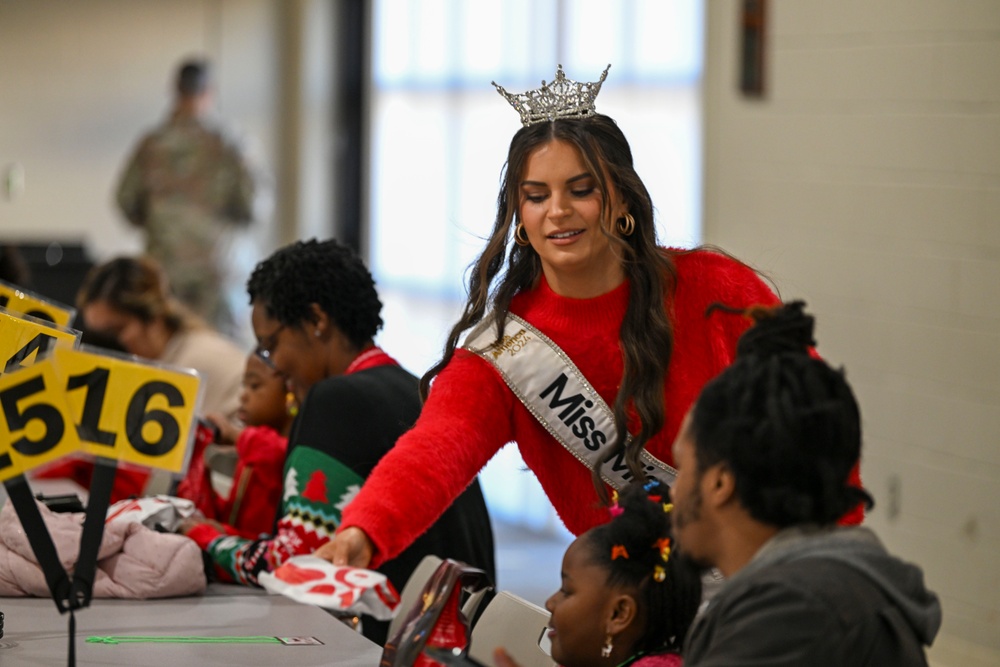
[522, 187, 598, 204]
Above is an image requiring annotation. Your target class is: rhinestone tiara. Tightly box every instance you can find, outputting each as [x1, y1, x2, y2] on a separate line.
[492, 64, 611, 127]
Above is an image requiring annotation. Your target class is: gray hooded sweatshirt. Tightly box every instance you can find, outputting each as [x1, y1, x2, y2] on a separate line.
[684, 526, 941, 667]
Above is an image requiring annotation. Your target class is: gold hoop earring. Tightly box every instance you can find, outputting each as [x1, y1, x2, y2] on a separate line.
[616, 213, 635, 237]
[514, 222, 530, 247]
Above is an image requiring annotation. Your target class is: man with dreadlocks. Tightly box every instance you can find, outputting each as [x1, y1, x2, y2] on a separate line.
[670, 301, 940, 666]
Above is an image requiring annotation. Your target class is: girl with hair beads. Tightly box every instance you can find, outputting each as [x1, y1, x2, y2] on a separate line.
[498, 479, 701, 667]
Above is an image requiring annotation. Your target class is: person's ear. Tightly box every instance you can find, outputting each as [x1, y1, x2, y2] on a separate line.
[703, 462, 737, 508]
[606, 592, 638, 635]
[307, 303, 329, 337]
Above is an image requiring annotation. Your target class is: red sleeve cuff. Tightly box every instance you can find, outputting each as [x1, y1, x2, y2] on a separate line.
[186, 522, 226, 550]
[837, 461, 866, 526]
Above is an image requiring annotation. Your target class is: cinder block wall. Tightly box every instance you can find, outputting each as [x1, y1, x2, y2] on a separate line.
[703, 2, 1000, 665]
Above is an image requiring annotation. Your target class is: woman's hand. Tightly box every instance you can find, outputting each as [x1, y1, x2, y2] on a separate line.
[313, 527, 375, 568]
[493, 648, 523, 667]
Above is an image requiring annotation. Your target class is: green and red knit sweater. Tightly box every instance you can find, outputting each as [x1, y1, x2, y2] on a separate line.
[187, 350, 496, 598]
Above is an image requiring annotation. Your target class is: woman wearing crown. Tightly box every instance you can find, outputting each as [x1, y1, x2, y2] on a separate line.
[316, 65, 862, 574]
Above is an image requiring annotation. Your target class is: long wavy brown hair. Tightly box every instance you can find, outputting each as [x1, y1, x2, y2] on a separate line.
[420, 114, 677, 503]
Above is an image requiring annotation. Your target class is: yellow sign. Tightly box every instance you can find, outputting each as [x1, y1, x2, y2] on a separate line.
[0, 359, 81, 482]
[0, 281, 76, 328]
[53, 348, 202, 474]
[0, 347, 202, 483]
[0, 310, 79, 377]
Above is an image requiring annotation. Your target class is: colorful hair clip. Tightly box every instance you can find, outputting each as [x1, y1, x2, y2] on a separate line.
[608, 489, 623, 518]
[654, 537, 672, 562]
[653, 565, 666, 582]
[611, 545, 629, 560]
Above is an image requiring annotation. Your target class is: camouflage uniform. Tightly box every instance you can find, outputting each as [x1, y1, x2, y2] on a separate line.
[116, 113, 260, 333]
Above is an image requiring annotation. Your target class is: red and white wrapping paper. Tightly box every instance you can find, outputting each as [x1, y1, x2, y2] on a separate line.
[259, 555, 400, 620]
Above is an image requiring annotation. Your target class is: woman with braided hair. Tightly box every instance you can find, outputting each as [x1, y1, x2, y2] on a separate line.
[319, 66, 861, 573]
[497, 478, 701, 667]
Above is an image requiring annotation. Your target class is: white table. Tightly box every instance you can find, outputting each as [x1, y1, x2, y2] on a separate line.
[0, 584, 383, 666]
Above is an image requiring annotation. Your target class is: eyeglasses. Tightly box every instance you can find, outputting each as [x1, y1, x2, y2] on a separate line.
[254, 324, 286, 368]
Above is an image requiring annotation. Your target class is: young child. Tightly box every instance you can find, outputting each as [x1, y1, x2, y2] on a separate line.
[499, 479, 702, 667]
[180, 351, 293, 538]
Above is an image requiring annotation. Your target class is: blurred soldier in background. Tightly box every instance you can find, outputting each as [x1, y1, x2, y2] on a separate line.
[116, 58, 266, 337]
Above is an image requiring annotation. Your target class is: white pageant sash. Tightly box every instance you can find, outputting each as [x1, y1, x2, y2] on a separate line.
[463, 313, 677, 490]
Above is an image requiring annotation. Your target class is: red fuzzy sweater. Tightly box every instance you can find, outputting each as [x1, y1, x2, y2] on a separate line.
[341, 250, 862, 565]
